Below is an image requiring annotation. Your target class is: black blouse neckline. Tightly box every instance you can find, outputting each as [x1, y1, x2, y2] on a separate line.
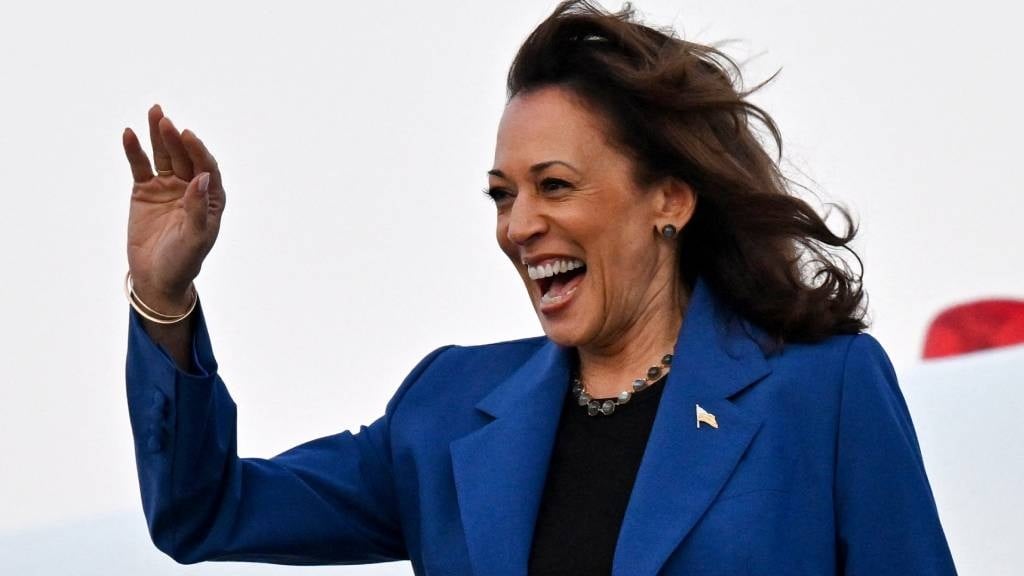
[528, 372, 668, 575]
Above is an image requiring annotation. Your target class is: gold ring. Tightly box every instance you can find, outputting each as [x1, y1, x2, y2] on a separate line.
[156, 169, 175, 177]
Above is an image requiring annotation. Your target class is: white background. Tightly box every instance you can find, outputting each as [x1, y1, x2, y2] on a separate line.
[1, 0, 1021, 573]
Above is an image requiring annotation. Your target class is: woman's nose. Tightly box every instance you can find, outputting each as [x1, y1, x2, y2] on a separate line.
[506, 193, 547, 246]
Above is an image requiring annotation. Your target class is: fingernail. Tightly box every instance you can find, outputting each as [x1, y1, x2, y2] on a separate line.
[199, 173, 210, 194]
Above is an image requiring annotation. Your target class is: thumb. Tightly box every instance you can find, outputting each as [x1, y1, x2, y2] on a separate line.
[184, 172, 211, 232]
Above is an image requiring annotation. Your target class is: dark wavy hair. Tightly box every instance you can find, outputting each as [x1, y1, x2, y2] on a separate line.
[507, 0, 868, 346]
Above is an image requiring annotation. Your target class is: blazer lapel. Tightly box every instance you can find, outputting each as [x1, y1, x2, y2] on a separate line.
[450, 339, 571, 576]
[613, 277, 773, 576]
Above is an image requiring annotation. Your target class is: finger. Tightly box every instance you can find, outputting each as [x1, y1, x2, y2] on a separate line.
[148, 104, 173, 173]
[122, 128, 154, 183]
[159, 117, 195, 180]
[181, 130, 225, 211]
[181, 130, 221, 185]
[183, 172, 211, 233]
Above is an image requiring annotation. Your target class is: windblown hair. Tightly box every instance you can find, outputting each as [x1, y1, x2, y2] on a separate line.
[507, 0, 868, 346]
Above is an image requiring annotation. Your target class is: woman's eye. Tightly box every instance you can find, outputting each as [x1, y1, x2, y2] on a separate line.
[540, 178, 571, 193]
[483, 187, 513, 204]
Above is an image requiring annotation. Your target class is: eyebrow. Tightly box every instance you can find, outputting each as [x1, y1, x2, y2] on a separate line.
[487, 160, 581, 179]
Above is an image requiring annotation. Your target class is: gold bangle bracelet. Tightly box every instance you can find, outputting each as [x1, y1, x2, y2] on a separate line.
[126, 272, 192, 318]
[124, 271, 198, 324]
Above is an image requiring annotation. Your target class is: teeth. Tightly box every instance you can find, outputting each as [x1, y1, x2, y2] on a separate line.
[527, 258, 586, 280]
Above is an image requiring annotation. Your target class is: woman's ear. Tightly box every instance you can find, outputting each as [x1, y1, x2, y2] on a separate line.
[655, 178, 697, 229]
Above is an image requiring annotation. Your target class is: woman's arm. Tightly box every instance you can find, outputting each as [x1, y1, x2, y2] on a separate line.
[834, 334, 958, 575]
[126, 301, 451, 564]
[121, 104, 443, 565]
[133, 300, 197, 372]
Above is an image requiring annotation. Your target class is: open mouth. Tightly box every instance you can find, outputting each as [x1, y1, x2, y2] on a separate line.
[528, 258, 587, 307]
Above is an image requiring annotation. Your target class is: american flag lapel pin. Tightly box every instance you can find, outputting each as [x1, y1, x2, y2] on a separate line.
[696, 404, 718, 429]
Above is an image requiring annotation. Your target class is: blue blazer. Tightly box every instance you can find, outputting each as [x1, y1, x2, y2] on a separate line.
[126, 277, 957, 575]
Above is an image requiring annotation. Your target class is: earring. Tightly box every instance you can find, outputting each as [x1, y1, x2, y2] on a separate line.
[661, 224, 677, 239]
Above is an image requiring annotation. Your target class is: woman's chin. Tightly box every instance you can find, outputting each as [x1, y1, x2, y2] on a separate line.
[536, 308, 589, 348]
[540, 327, 582, 348]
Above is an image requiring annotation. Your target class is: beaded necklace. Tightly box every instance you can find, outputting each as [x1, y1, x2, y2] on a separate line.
[571, 352, 674, 416]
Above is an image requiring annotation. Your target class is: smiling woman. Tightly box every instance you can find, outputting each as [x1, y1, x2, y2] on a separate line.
[123, 1, 956, 575]
[487, 87, 696, 369]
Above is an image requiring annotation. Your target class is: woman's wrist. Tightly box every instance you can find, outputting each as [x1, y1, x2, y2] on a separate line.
[131, 278, 194, 317]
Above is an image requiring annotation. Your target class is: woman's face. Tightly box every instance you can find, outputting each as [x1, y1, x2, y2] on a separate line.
[488, 85, 692, 349]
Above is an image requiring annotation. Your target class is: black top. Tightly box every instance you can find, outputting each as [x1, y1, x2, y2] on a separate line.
[528, 374, 667, 576]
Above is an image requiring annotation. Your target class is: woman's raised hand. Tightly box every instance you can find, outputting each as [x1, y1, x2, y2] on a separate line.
[123, 105, 226, 312]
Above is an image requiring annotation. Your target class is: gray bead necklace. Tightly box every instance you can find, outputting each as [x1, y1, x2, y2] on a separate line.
[571, 352, 674, 416]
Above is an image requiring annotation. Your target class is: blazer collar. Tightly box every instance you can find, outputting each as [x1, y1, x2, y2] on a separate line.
[449, 276, 772, 576]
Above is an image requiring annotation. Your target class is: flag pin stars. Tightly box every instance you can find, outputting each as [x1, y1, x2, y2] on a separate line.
[696, 404, 718, 429]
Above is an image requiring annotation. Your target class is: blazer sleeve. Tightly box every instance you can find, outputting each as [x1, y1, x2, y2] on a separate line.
[125, 300, 451, 565]
[834, 333, 958, 575]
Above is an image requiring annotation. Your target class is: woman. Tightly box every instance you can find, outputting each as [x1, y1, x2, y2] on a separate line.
[122, 1, 957, 575]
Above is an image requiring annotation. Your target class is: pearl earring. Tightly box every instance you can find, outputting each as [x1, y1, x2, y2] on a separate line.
[661, 224, 677, 239]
